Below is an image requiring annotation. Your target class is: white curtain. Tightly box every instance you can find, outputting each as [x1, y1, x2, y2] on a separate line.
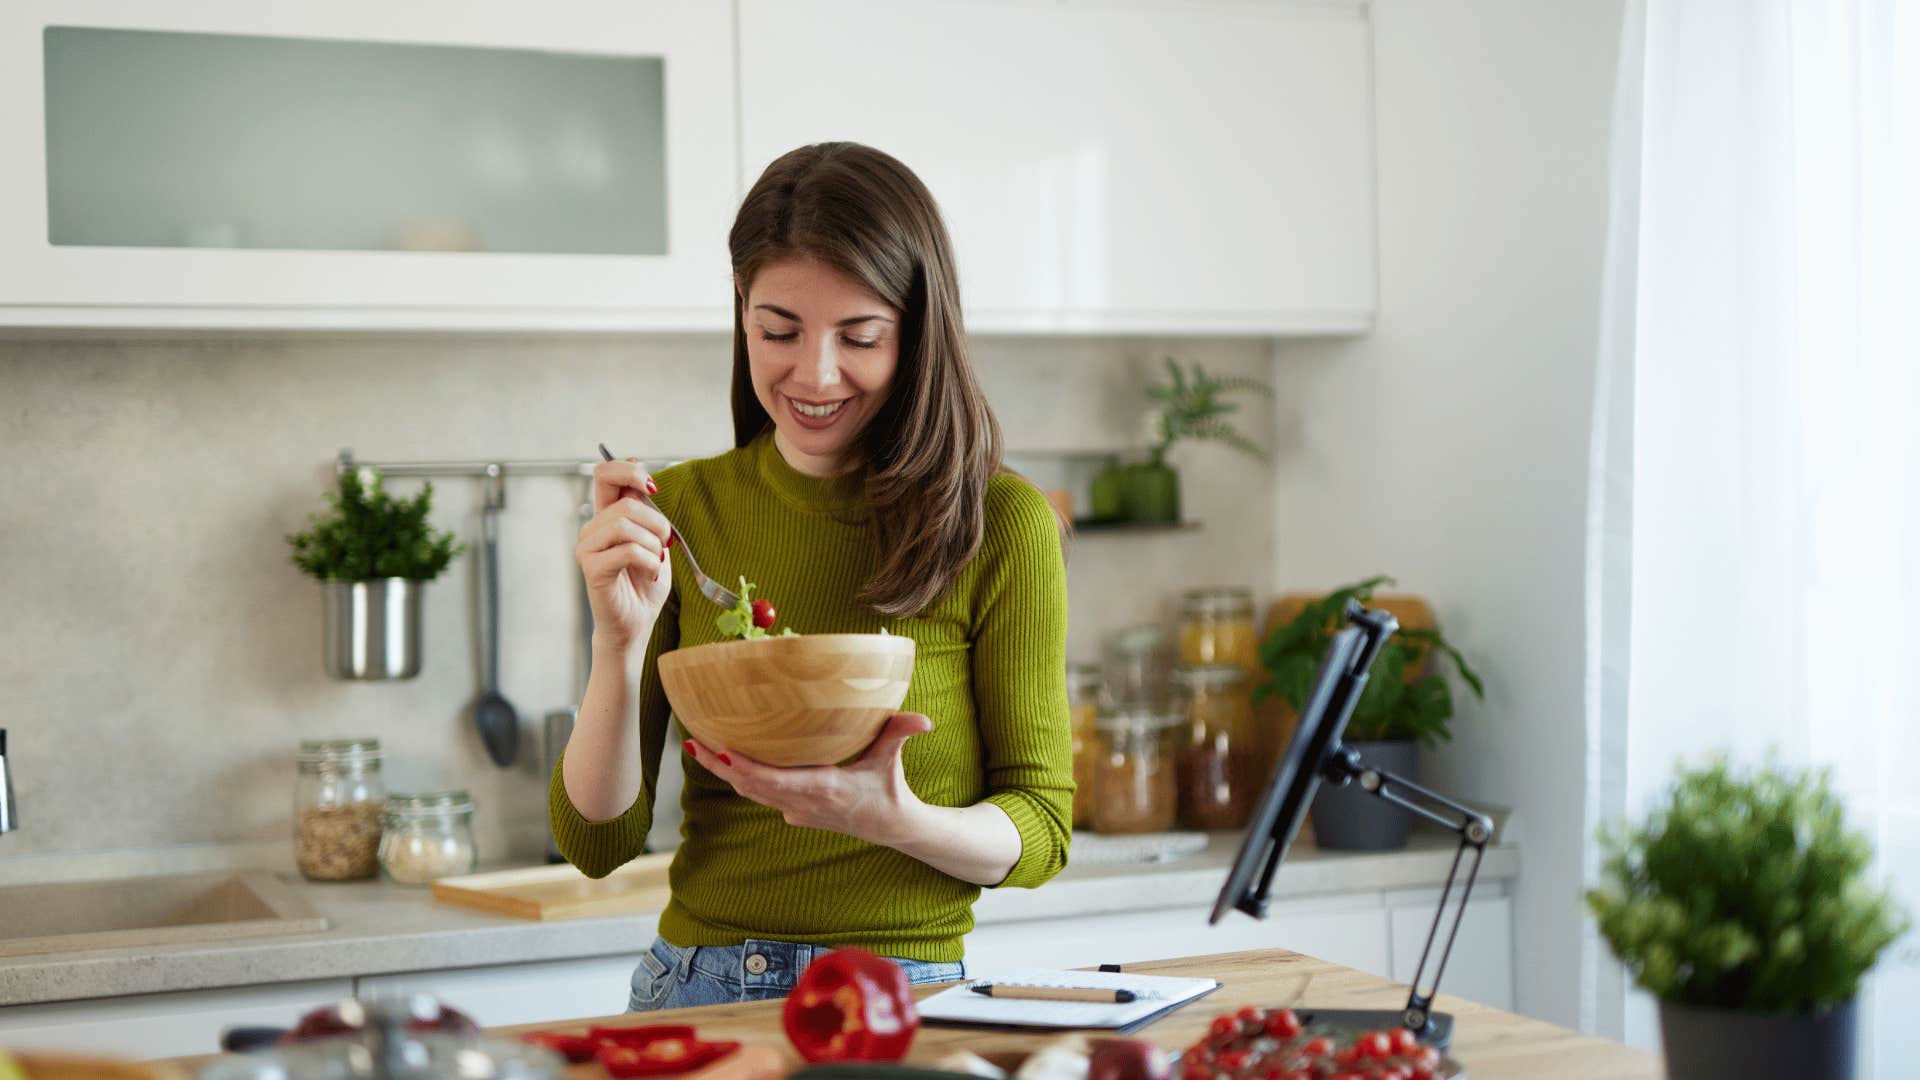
[1587, 0, 1920, 1072]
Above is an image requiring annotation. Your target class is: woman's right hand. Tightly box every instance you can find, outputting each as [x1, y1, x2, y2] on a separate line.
[577, 457, 673, 655]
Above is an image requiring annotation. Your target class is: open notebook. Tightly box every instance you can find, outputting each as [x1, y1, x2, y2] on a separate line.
[918, 967, 1222, 1034]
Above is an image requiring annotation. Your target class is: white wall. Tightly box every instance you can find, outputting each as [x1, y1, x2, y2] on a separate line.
[1268, 0, 1625, 1030]
[0, 331, 1274, 877]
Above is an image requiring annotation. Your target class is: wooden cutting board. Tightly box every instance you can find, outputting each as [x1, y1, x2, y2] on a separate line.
[431, 853, 674, 921]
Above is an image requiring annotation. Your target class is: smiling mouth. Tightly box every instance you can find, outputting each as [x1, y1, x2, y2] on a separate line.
[790, 398, 849, 418]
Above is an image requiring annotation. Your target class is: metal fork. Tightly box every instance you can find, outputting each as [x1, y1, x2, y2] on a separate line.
[597, 443, 739, 610]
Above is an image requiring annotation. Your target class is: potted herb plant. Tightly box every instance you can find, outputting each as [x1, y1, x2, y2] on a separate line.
[287, 468, 463, 680]
[1252, 575, 1484, 850]
[1097, 357, 1270, 524]
[1588, 758, 1909, 1080]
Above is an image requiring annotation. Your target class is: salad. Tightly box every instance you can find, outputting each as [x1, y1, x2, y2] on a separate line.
[715, 578, 798, 641]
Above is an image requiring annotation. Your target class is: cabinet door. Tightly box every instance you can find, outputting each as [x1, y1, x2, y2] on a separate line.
[738, 0, 1375, 335]
[356, 954, 644, 1028]
[0, 0, 737, 329]
[0, 979, 352, 1060]
[1388, 896, 1513, 1011]
[965, 899, 1389, 980]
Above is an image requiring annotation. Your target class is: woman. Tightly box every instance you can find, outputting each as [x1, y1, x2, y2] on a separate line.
[553, 142, 1073, 1011]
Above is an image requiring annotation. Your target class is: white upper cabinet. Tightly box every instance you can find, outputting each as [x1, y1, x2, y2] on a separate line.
[0, 1, 738, 330]
[738, 0, 1377, 336]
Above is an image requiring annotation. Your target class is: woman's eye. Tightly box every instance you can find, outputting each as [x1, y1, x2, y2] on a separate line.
[757, 329, 798, 343]
[842, 337, 880, 350]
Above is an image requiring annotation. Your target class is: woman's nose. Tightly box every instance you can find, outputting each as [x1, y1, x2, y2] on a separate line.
[800, 338, 841, 389]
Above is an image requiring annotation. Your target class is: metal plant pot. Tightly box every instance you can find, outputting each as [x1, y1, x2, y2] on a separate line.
[323, 578, 424, 680]
[1660, 997, 1857, 1080]
[1310, 739, 1417, 850]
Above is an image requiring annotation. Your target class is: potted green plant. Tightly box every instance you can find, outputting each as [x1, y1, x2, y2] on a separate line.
[1587, 758, 1909, 1080]
[1252, 575, 1484, 850]
[287, 468, 463, 680]
[1104, 357, 1270, 524]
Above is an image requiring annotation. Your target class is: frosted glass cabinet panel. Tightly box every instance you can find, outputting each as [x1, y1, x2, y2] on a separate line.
[0, 1, 738, 330]
[44, 28, 667, 256]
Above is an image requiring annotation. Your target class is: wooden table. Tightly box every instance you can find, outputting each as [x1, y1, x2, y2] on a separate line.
[476, 949, 1656, 1080]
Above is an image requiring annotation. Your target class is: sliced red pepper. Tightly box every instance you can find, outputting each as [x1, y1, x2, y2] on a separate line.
[780, 947, 920, 1063]
[518, 1031, 599, 1064]
[598, 1039, 740, 1077]
[589, 1025, 699, 1047]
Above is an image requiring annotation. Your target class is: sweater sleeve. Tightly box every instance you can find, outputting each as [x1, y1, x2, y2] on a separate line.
[548, 587, 680, 878]
[971, 477, 1074, 889]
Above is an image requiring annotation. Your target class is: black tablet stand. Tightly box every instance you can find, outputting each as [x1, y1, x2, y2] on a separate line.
[1212, 603, 1494, 1050]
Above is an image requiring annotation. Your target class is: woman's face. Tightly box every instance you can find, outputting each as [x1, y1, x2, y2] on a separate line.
[740, 257, 902, 477]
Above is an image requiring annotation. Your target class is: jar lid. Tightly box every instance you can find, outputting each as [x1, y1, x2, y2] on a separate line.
[297, 738, 383, 764]
[1182, 587, 1254, 616]
[1174, 664, 1250, 689]
[1094, 709, 1184, 733]
[385, 790, 475, 815]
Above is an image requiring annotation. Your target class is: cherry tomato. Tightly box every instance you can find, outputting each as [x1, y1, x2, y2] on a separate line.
[751, 598, 776, 628]
[1218, 1050, 1252, 1071]
[1299, 1037, 1334, 1059]
[1410, 1069, 1439, 1080]
[1182, 1064, 1211, 1080]
[1389, 1028, 1419, 1056]
[1209, 1016, 1240, 1041]
[1357, 1032, 1394, 1060]
[1411, 1047, 1441, 1069]
[1236, 1006, 1263, 1024]
[1259, 1009, 1301, 1039]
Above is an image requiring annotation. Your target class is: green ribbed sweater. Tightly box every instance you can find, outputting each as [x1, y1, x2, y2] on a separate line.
[550, 433, 1073, 962]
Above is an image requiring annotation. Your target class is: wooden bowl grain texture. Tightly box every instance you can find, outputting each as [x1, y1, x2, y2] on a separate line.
[656, 633, 916, 766]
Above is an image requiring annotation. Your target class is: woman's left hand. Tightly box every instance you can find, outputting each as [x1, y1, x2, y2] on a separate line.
[687, 712, 934, 846]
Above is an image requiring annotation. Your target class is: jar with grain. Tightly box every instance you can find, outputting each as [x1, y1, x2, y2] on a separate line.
[1175, 664, 1262, 830]
[1066, 662, 1106, 829]
[1090, 709, 1182, 834]
[294, 738, 385, 881]
[1179, 588, 1259, 670]
[379, 790, 478, 885]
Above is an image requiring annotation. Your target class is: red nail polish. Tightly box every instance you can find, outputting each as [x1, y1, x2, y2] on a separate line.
[683, 740, 696, 758]
[665, 529, 675, 548]
[645, 478, 659, 496]
[717, 752, 733, 767]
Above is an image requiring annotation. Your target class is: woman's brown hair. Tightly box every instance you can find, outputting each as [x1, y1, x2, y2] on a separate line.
[729, 142, 1003, 619]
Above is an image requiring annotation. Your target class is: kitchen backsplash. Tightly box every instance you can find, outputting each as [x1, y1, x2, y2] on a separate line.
[0, 332, 1275, 872]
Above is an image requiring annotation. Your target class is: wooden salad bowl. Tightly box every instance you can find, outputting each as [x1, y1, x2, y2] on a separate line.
[657, 633, 916, 766]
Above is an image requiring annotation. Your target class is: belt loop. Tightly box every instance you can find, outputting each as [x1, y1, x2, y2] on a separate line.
[679, 944, 698, 979]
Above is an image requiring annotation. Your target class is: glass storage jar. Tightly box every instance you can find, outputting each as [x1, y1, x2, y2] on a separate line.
[1090, 709, 1182, 834]
[1178, 587, 1259, 670]
[1175, 665, 1262, 830]
[1066, 663, 1106, 829]
[379, 790, 479, 885]
[295, 738, 385, 881]
[1104, 623, 1169, 711]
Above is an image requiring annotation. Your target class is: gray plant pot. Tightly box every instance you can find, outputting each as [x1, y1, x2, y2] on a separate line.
[1311, 739, 1416, 850]
[1660, 997, 1856, 1080]
[323, 578, 424, 680]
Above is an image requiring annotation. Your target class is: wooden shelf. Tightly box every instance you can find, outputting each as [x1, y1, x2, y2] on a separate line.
[1069, 518, 1202, 534]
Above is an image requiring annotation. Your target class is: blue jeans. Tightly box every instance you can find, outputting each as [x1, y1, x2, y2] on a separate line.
[627, 936, 967, 1012]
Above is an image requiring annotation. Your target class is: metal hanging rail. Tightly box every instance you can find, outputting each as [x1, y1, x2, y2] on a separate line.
[334, 449, 692, 508]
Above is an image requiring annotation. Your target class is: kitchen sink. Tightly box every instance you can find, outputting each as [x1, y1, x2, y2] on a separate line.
[0, 871, 328, 958]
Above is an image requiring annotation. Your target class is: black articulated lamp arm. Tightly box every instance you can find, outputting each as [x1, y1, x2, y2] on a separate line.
[1319, 745, 1495, 1036]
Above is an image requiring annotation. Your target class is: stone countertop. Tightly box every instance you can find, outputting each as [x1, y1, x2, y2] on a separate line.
[0, 834, 1516, 1007]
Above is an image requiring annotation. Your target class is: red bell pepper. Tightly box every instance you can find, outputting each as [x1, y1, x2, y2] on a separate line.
[518, 1031, 598, 1064]
[781, 947, 920, 1063]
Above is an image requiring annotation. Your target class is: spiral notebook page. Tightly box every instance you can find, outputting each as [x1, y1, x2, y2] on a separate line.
[918, 967, 1222, 1032]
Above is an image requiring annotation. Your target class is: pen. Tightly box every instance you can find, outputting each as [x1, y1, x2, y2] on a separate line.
[970, 983, 1137, 1004]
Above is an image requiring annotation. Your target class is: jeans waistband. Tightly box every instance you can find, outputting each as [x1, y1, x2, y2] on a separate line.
[673, 938, 834, 989]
